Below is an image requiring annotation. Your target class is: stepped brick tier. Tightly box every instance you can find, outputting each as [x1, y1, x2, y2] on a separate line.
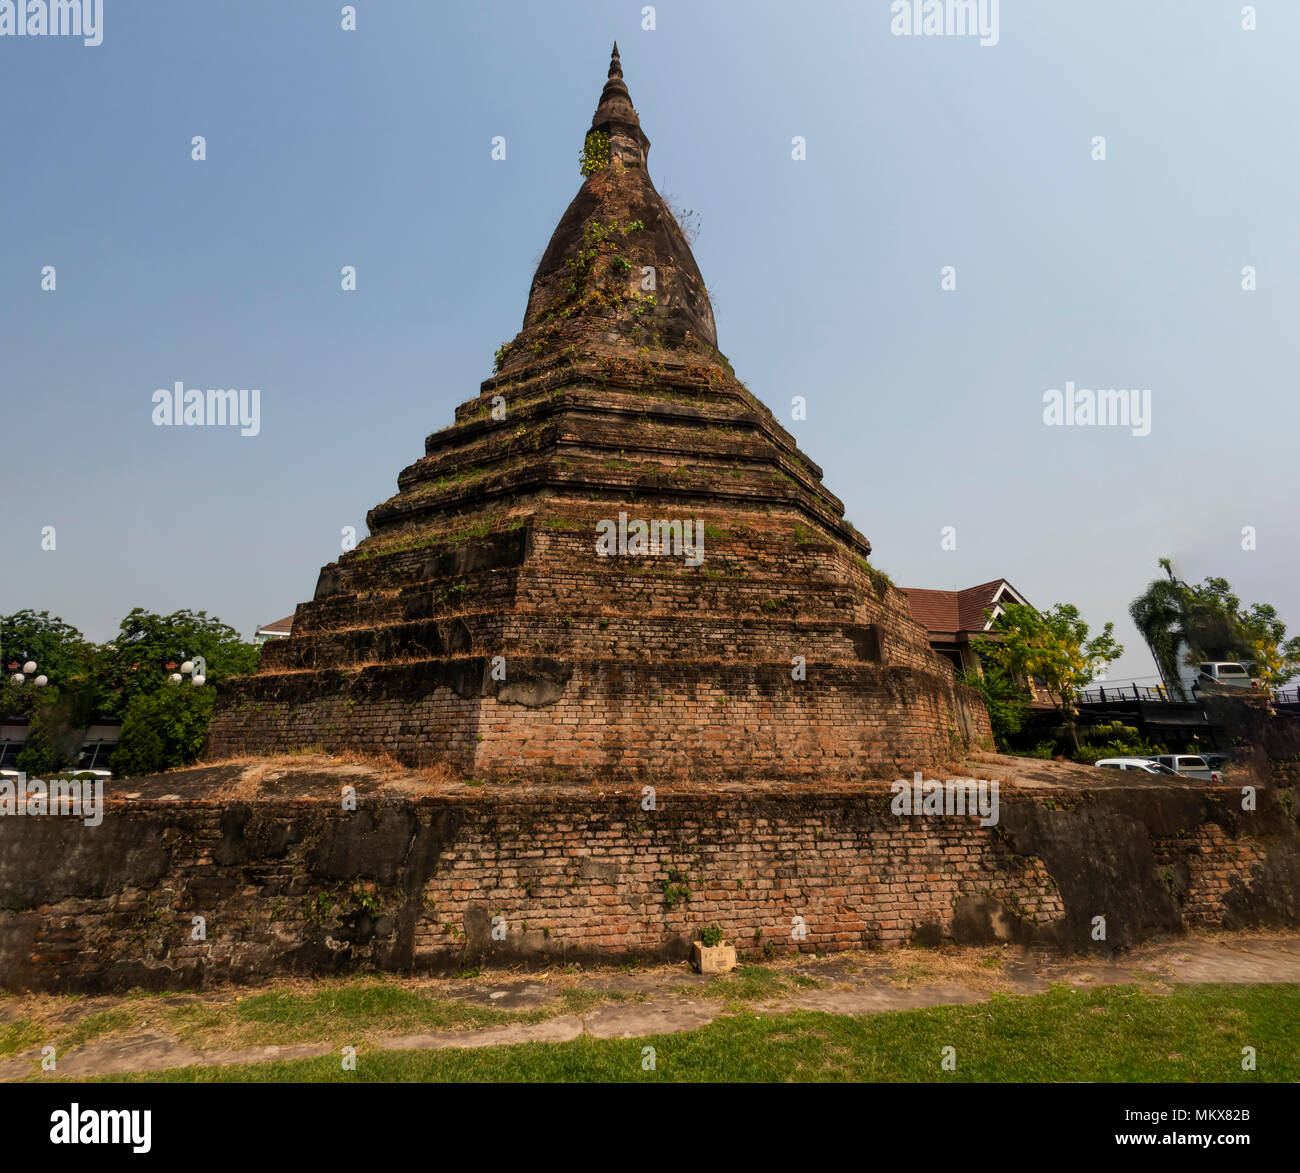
[205, 45, 991, 780]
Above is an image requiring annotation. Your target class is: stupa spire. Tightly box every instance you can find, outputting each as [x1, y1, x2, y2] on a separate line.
[591, 40, 648, 164]
[498, 43, 717, 363]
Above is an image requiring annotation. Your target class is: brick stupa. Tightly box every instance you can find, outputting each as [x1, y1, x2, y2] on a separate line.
[207, 46, 991, 780]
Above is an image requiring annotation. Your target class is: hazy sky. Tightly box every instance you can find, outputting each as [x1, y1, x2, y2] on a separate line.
[3, 0, 1297, 686]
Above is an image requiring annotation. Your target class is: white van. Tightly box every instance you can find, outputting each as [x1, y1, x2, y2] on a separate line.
[1095, 758, 1185, 777]
[1192, 662, 1258, 691]
[1150, 754, 1221, 783]
[1164, 660, 1260, 700]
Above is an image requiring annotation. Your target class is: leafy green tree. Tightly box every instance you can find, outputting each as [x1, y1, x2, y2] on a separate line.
[0, 609, 87, 680]
[60, 642, 117, 721]
[975, 602, 1123, 748]
[14, 697, 73, 775]
[2, 605, 258, 777]
[1237, 603, 1300, 688]
[2, 610, 114, 772]
[12, 683, 106, 775]
[101, 608, 259, 717]
[1184, 577, 1254, 661]
[112, 686, 217, 778]
[0, 610, 92, 718]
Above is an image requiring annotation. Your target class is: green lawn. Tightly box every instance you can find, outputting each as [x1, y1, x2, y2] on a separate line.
[86, 983, 1298, 1083]
[1, 964, 820, 1062]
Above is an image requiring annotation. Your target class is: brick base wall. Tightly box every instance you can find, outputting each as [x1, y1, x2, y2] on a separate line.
[206, 659, 992, 781]
[2, 775, 1297, 993]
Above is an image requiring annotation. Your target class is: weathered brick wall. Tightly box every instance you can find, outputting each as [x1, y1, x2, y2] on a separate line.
[1151, 823, 1268, 925]
[207, 658, 990, 781]
[206, 394, 993, 777]
[1270, 759, 1300, 787]
[208, 508, 992, 779]
[2, 779, 1296, 993]
[264, 518, 941, 672]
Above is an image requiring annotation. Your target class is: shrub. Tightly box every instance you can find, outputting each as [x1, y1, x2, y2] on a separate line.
[1071, 721, 1162, 765]
[113, 685, 216, 777]
[579, 130, 610, 176]
[957, 664, 1032, 751]
[14, 694, 85, 775]
[1072, 738, 1160, 766]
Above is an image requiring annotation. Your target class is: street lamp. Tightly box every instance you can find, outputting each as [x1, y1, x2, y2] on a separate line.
[7, 659, 48, 687]
[165, 655, 207, 687]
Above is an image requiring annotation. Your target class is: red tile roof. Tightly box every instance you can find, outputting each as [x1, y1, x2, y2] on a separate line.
[257, 615, 295, 635]
[900, 580, 1029, 635]
[899, 588, 959, 632]
[958, 580, 1014, 631]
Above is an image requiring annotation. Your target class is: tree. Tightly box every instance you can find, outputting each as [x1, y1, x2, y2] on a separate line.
[112, 686, 217, 778]
[0, 610, 92, 718]
[14, 696, 74, 775]
[12, 684, 103, 776]
[1237, 602, 1300, 688]
[100, 608, 260, 717]
[0, 609, 87, 681]
[974, 602, 1123, 747]
[1129, 559, 1197, 700]
[4, 604, 261, 776]
[1184, 576, 1251, 660]
[1129, 560, 1300, 696]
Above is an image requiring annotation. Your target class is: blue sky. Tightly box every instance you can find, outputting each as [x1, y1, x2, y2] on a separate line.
[3, 0, 1297, 686]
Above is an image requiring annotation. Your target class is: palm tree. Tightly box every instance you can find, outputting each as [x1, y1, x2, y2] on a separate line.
[1129, 559, 1196, 699]
[1130, 560, 1253, 700]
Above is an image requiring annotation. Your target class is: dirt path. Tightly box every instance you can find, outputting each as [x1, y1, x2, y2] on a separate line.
[3, 931, 1298, 1080]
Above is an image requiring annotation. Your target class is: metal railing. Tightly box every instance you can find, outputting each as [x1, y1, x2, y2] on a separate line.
[1078, 683, 1300, 708]
[1076, 683, 1172, 705]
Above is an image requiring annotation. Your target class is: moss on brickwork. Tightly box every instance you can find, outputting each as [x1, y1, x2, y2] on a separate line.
[3, 775, 1298, 993]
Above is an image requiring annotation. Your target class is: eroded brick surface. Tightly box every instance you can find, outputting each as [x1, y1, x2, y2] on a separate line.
[3, 775, 1297, 993]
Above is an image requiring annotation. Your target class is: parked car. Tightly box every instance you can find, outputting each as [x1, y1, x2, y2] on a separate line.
[0, 766, 110, 781]
[1095, 758, 1186, 777]
[1191, 662, 1260, 692]
[1203, 752, 1232, 771]
[1150, 754, 1221, 783]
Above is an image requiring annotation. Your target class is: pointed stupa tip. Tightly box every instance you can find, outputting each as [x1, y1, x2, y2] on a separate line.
[592, 41, 647, 161]
[514, 40, 717, 363]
